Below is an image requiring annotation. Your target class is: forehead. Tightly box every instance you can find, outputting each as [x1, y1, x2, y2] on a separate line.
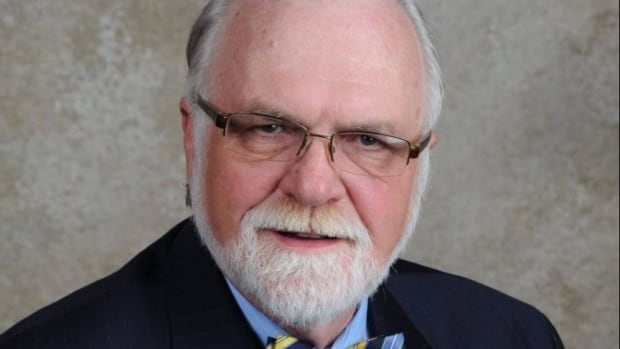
[209, 0, 425, 134]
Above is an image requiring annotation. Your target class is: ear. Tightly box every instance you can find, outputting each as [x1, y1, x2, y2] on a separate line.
[429, 130, 438, 149]
[180, 97, 194, 184]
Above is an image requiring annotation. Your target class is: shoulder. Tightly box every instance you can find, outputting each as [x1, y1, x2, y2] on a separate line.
[384, 259, 564, 348]
[0, 219, 193, 349]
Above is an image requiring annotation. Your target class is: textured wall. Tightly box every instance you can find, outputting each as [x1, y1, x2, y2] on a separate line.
[1, 1, 618, 348]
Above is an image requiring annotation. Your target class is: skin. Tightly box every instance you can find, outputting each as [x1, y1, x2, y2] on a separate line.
[180, 0, 437, 347]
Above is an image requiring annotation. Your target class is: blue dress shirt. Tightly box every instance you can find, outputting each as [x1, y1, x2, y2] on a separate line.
[226, 279, 369, 349]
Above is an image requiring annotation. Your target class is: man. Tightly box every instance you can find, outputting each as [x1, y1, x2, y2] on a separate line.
[0, 1, 564, 348]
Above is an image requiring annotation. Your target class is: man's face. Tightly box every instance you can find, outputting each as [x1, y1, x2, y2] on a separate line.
[185, 0, 428, 328]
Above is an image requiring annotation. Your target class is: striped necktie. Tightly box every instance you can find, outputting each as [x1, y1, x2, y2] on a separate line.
[266, 333, 405, 349]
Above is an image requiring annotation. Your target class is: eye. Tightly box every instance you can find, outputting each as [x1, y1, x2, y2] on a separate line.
[353, 133, 388, 150]
[338, 132, 406, 155]
[256, 123, 282, 134]
[227, 115, 287, 136]
[359, 134, 379, 147]
[233, 116, 303, 144]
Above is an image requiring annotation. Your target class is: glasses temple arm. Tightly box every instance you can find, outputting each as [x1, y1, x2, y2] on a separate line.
[408, 132, 432, 159]
[195, 94, 228, 129]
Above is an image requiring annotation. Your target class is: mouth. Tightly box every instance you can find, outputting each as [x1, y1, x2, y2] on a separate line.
[277, 230, 339, 240]
[263, 229, 344, 250]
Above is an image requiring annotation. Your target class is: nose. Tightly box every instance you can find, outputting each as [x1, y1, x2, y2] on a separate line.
[277, 136, 346, 207]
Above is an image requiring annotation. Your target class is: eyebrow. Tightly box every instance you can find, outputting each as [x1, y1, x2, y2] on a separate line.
[349, 121, 399, 136]
[244, 100, 295, 120]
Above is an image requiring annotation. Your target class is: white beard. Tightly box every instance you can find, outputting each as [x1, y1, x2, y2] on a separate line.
[194, 195, 390, 330]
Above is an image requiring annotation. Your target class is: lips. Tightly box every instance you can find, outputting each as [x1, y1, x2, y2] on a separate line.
[277, 230, 338, 240]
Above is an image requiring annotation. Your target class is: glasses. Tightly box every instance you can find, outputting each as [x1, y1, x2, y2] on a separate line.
[195, 94, 430, 177]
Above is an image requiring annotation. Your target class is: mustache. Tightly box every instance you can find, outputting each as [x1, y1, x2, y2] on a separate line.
[242, 197, 370, 243]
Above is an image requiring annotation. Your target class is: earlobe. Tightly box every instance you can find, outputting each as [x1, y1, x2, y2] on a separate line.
[180, 97, 194, 184]
[429, 131, 438, 149]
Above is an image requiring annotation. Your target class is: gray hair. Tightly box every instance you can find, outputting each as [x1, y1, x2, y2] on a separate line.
[184, 0, 443, 134]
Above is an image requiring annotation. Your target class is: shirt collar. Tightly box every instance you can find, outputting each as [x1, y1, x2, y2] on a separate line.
[226, 278, 369, 348]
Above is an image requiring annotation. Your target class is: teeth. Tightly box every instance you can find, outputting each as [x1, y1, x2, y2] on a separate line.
[296, 233, 322, 239]
[280, 231, 332, 239]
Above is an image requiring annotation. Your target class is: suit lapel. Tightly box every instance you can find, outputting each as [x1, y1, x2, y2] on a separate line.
[369, 284, 432, 349]
[162, 222, 263, 349]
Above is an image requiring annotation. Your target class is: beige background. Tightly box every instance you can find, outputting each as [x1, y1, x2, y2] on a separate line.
[1, 1, 618, 348]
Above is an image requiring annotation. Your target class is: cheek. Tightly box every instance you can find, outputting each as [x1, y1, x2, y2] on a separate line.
[345, 172, 416, 261]
[202, 136, 280, 245]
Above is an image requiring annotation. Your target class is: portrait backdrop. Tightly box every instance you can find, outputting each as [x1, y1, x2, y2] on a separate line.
[0, 1, 618, 348]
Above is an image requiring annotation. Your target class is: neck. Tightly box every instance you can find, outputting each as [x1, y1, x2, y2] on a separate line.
[283, 308, 356, 349]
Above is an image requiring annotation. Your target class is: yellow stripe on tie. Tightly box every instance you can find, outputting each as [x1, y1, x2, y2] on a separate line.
[267, 334, 299, 349]
[346, 341, 368, 349]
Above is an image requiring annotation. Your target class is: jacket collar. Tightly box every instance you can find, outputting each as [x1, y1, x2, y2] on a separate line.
[369, 282, 433, 348]
[162, 222, 263, 348]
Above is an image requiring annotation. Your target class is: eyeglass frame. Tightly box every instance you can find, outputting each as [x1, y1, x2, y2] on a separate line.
[194, 93, 431, 169]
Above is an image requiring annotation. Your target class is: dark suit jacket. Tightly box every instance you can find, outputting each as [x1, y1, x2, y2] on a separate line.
[0, 218, 564, 348]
